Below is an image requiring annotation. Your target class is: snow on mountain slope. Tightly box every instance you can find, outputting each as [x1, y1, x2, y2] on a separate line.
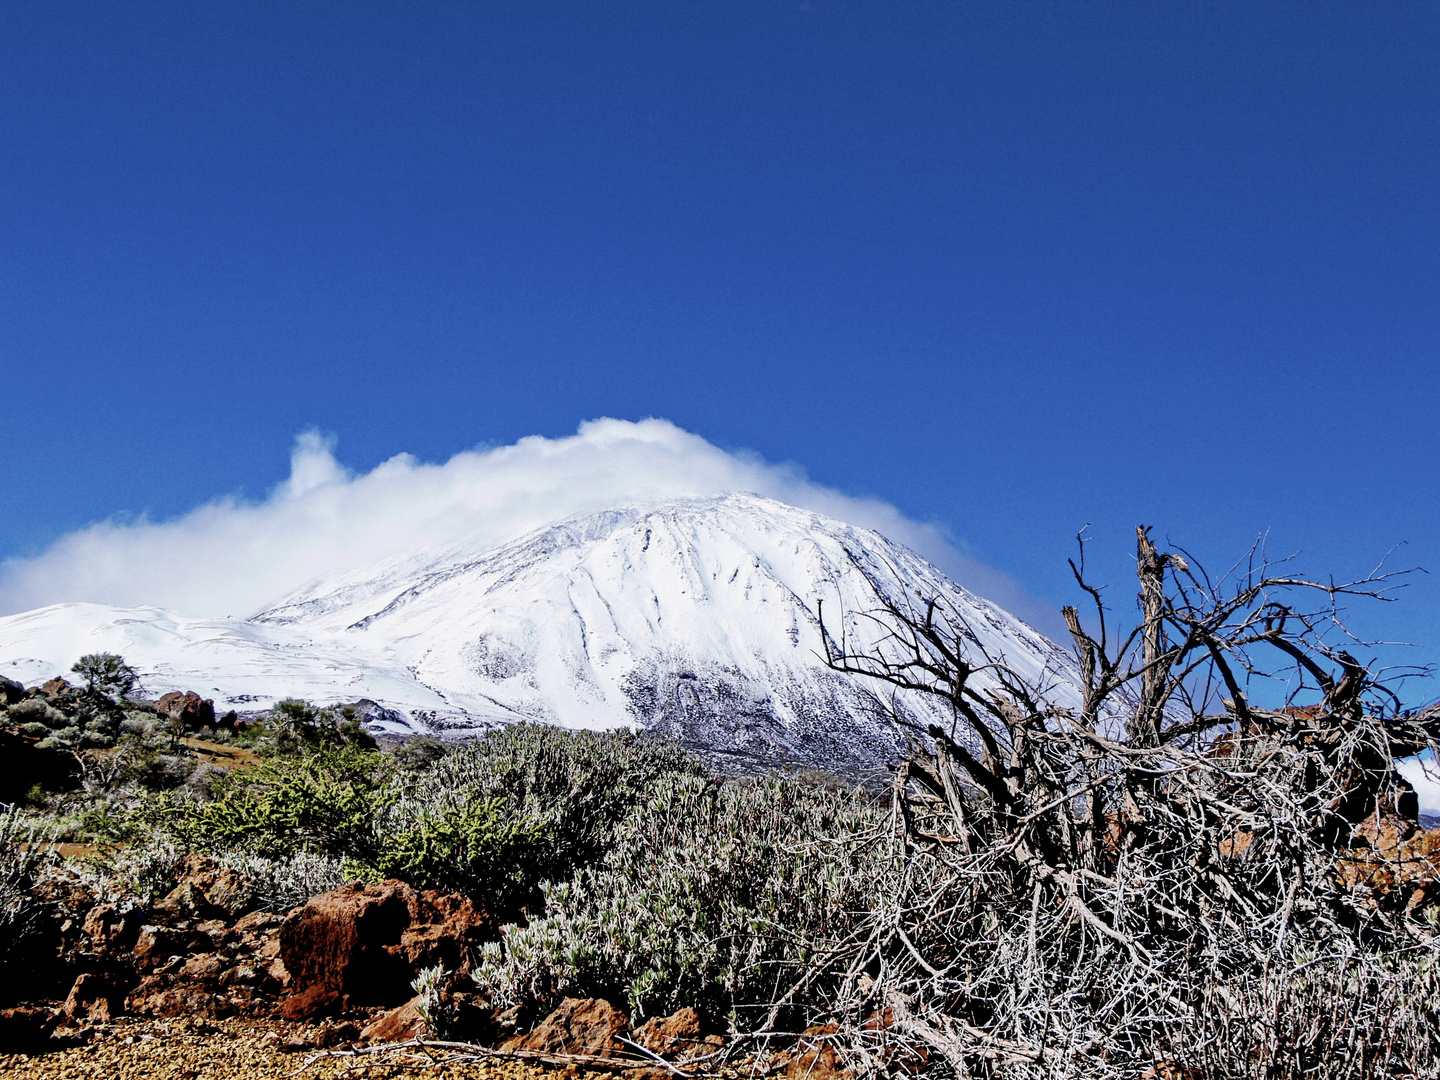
[0, 494, 1079, 767]
[0, 603, 454, 726]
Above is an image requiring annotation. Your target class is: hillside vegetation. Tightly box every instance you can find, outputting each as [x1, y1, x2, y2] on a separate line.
[1, 528, 1438, 1078]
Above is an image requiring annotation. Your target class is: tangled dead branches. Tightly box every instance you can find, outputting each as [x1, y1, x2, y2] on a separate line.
[816, 528, 1440, 1078]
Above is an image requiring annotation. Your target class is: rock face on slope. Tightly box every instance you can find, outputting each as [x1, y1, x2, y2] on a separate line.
[0, 494, 1079, 772]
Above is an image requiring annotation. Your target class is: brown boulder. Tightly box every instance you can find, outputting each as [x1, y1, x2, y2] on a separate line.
[154, 880, 216, 920]
[61, 973, 124, 1025]
[397, 890, 492, 973]
[152, 853, 256, 921]
[788, 1024, 850, 1080]
[81, 902, 143, 953]
[279, 880, 414, 1007]
[205, 867, 255, 918]
[41, 677, 70, 699]
[155, 690, 216, 730]
[125, 974, 215, 1018]
[361, 997, 428, 1043]
[275, 982, 343, 1021]
[278, 880, 494, 1012]
[507, 997, 630, 1057]
[181, 952, 228, 979]
[132, 924, 193, 969]
[634, 1006, 704, 1058]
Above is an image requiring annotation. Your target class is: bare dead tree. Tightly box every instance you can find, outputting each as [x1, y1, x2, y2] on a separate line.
[810, 527, 1440, 1079]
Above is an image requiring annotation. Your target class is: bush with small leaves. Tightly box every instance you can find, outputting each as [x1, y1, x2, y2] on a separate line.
[214, 849, 349, 912]
[261, 699, 378, 755]
[8, 698, 65, 729]
[90, 836, 181, 905]
[0, 808, 58, 988]
[473, 771, 886, 1022]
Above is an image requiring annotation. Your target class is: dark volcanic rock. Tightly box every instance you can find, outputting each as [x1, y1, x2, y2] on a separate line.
[0, 1004, 57, 1052]
[0, 675, 24, 705]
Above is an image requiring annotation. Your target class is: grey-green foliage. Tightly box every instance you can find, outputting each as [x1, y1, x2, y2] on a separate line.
[91, 835, 181, 905]
[214, 850, 349, 912]
[9, 695, 124, 752]
[474, 771, 887, 1023]
[165, 722, 705, 918]
[9, 698, 65, 729]
[0, 808, 56, 964]
[369, 724, 704, 906]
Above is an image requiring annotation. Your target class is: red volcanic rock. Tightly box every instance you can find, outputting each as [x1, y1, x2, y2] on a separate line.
[61, 973, 123, 1025]
[155, 690, 216, 730]
[81, 902, 143, 953]
[788, 1024, 851, 1080]
[275, 982, 343, 1021]
[634, 1006, 704, 1058]
[506, 997, 630, 1057]
[360, 997, 428, 1043]
[277, 880, 494, 1015]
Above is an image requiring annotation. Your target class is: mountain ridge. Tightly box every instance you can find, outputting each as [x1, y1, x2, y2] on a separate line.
[0, 493, 1079, 770]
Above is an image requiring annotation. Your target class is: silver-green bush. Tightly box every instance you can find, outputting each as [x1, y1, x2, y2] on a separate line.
[474, 771, 886, 1023]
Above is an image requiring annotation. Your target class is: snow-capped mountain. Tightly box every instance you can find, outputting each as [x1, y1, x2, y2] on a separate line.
[0, 494, 1078, 770]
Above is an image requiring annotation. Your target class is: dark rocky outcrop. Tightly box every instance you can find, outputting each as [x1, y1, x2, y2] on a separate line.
[0, 675, 25, 705]
[155, 691, 217, 731]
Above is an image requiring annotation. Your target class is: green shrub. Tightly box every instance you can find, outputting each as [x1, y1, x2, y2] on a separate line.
[373, 796, 548, 910]
[378, 724, 704, 878]
[159, 723, 705, 919]
[168, 747, 387, 862]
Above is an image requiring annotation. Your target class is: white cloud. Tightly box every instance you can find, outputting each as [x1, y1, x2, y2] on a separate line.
[1398, 754, 1440, 818]
[0, 418, 1055, 629]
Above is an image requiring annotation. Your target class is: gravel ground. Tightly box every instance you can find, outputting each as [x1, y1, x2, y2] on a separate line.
[0, 1017, 577, 1080]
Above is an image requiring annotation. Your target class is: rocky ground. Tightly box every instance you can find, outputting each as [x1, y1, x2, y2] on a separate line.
[1, 853, 852, 1080]
[0, 1016, 569, 1079]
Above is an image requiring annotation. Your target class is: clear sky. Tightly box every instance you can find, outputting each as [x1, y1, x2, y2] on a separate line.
[1, 3, 1436, 685]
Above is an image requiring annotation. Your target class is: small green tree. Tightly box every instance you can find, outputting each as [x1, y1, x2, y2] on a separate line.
[71, 653, 139, 701]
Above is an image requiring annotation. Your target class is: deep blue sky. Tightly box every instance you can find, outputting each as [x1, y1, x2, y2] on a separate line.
[2, 2, 1437, 681]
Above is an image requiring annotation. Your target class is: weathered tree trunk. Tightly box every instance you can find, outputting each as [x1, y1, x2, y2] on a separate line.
[1132, 525, 1168, 748]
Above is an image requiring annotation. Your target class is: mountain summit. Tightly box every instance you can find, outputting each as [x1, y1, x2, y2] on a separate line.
[0, 494, 1076, 770]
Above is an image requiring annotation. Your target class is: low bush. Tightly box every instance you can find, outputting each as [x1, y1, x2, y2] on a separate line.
[165, 747, 387, 863]
[247, 699, 378, 755]
[0, 807, 58, 989]
[158, 722, 708, 918]
[213, 849, 349, 912]
[473, 771, 886, 1023]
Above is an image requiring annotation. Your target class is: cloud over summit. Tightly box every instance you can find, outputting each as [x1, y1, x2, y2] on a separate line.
[0, 418, 1049, 628]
